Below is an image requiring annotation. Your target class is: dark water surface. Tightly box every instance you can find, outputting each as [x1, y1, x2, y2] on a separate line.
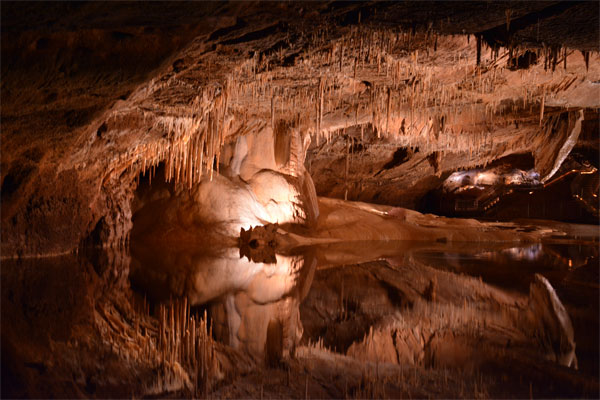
[2, 233, 599, 397]
[128, 237, 599, 375]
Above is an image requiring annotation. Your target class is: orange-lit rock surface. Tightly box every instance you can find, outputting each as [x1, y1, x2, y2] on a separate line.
[1, 2, 598, 398]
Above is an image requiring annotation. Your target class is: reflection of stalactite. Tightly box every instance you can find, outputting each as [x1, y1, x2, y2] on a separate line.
[265, 319, 284, 367]
[156, 299, 219, 395]
[106, 295, 220, 396]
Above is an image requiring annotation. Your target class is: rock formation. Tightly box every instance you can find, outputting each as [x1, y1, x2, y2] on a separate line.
[1, 2, 598, 398]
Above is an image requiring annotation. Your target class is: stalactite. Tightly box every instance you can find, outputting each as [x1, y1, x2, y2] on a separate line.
[583, 50, 590, 71]
[344, 136, 349, 200]
[540, 86, 546, 127]
[271, 95, 275, 131]
[476, 35, 481, 66]
[386, 87, 391, 137]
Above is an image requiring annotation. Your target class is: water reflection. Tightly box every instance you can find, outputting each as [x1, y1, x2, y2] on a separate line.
[2, 237, 597, 398]
[410, 242, 597, 294]
[130, 237, 597, 365]
[496, 243, 543, 260]
[130, 242, 316, 361]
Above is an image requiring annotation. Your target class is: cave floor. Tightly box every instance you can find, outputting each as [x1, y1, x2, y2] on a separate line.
[2, 214, 599, 398]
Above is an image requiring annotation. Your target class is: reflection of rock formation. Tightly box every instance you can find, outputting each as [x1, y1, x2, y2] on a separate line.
[302, 254, 579, 374]
[239, 224, 278, 264]
[204, 251, 316, 363]
[1, 249, 157, 398]
[527, 274, 577, 368]
[130, 243, 316, 363]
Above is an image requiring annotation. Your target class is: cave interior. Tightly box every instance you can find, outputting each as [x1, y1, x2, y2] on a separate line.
[1, 1, 599, 398]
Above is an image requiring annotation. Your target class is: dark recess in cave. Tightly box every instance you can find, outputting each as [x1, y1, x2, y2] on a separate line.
[381, 146, 419, 171]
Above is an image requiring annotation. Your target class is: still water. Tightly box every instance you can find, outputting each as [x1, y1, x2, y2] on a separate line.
[128, 237, 598, 374]
[2, 235, 598, 397]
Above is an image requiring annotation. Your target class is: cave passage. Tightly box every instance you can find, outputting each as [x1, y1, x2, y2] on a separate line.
[2, 1, 599, 399]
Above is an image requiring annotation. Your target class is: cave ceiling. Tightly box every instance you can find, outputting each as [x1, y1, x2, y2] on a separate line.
[1, 1, 599, 257]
